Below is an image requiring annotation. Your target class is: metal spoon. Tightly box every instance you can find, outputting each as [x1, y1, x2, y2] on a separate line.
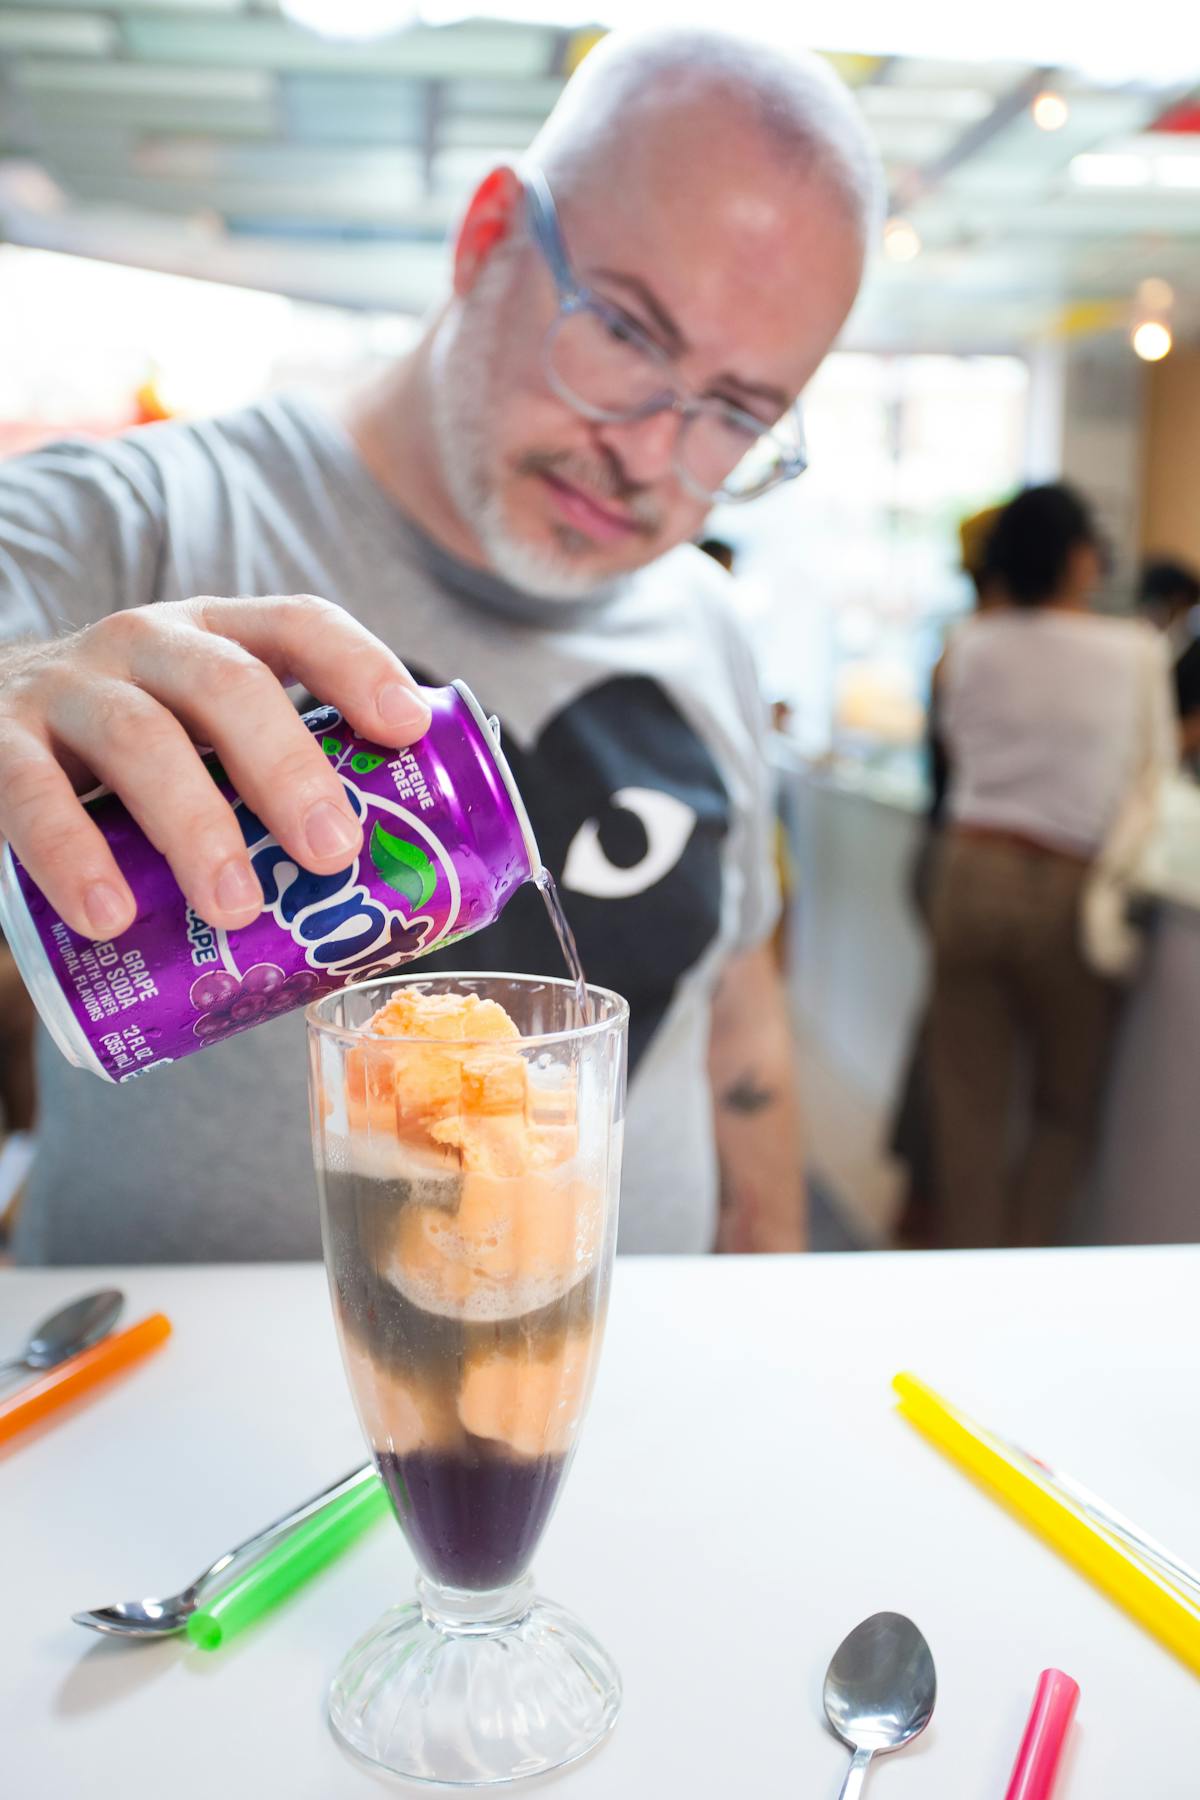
[0, 1288, 124, 1385]
[823, 1612, 937, 1799]
[73, 1463, 374, 1638]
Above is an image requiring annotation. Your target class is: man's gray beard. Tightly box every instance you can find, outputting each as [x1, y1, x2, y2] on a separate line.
[430, 256, 625, 602]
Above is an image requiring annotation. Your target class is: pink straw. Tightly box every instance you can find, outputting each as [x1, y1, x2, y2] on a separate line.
[1004, 1669, 1080, 1800]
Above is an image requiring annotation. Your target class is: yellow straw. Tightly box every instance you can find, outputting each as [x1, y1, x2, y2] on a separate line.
[894, 1371, 1200, 1680]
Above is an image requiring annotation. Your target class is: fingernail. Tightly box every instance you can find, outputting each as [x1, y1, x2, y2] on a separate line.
[378, 681, 431, 737]
[215, 858, 262, 917]
[304, 800, 362, 862]
[85, 881, 131, 938]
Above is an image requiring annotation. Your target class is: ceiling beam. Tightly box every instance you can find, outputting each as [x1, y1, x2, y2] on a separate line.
[420, 76, 443, 199]
[891, 66, 1052, 212]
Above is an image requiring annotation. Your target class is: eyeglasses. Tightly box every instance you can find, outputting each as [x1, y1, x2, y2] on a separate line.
[522, 167, 808, 506]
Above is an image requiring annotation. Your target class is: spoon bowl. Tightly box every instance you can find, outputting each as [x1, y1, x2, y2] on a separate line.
[823, 1612, 936, 1799]
[0, 1289, 124, 1385]
[73, 1464, 373, 1638]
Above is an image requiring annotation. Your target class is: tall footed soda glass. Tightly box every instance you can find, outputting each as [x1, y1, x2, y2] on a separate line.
[308, 973, 628, 1785]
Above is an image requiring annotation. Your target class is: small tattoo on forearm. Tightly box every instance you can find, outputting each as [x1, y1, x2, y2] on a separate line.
[721, 1074, 777, 1116]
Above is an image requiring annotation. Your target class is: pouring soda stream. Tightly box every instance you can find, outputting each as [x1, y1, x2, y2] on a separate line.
[535, 866, 590, 1024]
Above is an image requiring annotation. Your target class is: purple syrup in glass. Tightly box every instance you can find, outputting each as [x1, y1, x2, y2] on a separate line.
[377, 1447, 567, 1590]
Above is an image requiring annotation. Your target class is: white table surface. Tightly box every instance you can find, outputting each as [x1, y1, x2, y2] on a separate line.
[4, 1249, 1198, 1798]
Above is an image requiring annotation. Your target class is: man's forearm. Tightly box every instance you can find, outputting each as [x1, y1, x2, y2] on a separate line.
[709, 945, 807, 1253]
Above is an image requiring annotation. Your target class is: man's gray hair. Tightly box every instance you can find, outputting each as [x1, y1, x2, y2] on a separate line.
[531, 27, 884, 243]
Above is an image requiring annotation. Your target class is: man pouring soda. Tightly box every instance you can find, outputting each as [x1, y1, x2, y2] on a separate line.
[0, 27, 879, 1262]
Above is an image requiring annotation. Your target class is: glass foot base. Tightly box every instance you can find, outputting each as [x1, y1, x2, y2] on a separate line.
[328, 1575, 621, 1787]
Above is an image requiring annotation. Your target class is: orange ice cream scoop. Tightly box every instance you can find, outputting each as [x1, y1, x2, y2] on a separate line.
[368, 989, 521, 1046]
[458, 1333, 595, 1458]
[349, 986, 596, 1318]
[345, 990, 525, 1151]
[341, 1340, 453, 1456]
[429, 1050, 546, 1176]
[389, 1166, 602, 1322]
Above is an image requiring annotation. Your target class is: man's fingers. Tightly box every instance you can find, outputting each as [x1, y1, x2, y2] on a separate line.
[0, 595, 429, 940]
[0, 726, 137, 938]
[113, 615, 369, 877]
[188, 595, 432, 747]
[43, 681, 269, 931]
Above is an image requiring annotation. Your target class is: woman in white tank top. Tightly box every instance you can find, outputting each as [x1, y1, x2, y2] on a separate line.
[928, 484, 1176, 1248]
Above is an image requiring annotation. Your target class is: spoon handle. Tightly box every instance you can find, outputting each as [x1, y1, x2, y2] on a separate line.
[0, 1355, 30, 1383]
[836, 1747, 874, 1800]
[194, 1463, 375, 1593]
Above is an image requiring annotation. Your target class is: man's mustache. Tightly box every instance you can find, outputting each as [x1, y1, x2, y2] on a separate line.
[519, 448, 663, 536]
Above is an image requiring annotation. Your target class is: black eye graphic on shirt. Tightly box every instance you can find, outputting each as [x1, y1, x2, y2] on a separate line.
[407, 671, 730, 1076]
[562, 787, 699, 899]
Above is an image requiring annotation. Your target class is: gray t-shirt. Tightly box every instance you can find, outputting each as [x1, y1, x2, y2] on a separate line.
[0, 394, 777, 1262]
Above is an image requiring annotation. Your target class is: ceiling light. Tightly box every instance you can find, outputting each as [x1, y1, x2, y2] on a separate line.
[1070, 153, 1151, 188]
[883, 218, 921, 263]
[1137, 277, 1174, 312]
[1132, 320, 1172, 362]
[279, 0, 416, 41]
[1032, 90, 1070, 131]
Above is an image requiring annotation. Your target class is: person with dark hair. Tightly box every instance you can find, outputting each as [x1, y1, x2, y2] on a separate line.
[1138, 557, 1200, 641]
[926, 482, 1176, 1247]
[1175, 641, 1200, 764]
[1138, 556, 1200, 763]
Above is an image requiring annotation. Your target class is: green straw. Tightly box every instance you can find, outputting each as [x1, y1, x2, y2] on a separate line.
[187, 1473, 391, 1651]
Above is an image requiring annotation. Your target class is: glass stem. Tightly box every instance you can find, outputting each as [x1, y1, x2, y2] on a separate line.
[417, 1573, 536, 1636]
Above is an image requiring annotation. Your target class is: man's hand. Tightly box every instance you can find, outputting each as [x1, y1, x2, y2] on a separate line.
[0, 595, 430, 940]
[708, 942, 807, 1253]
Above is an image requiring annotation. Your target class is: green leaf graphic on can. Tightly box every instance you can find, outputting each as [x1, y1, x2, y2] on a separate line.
[351, 752, 386, 774]
[321, 735, 343, 757]
[369, 824, 437, 909]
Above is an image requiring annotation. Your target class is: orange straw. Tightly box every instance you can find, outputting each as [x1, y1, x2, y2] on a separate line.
[0, 1313, 172, 1444]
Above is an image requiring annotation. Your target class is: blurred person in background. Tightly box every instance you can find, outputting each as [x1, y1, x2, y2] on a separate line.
[1138, 557, 1200, 764]
[765, 698, 798, 978]
[697, 537, 736, 574]
[924, 507, 1007, 845]
[0, 943, 35, 1138]
[1137, 556, 1199, 652]
[0, 28, 880, 1263]
[0, 935, 36, 1246]
[890, 502, 1004, 1248]
[1175, 639, 1200, 767]
[927, 483, 1176, 1248]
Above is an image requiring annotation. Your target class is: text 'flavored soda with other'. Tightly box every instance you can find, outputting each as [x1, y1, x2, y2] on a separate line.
[0, 683, 544, 1082]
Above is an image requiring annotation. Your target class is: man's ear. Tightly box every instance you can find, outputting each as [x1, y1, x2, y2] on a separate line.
[452, 166, 523, 297]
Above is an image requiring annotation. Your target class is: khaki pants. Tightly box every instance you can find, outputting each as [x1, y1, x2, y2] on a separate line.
[928, 835, 1120, 1248]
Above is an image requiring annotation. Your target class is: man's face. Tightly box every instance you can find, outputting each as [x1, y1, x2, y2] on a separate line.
[433, 121, 865, 597]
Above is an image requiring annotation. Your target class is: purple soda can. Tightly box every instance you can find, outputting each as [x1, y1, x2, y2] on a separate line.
[0, 682, 541, 1083]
